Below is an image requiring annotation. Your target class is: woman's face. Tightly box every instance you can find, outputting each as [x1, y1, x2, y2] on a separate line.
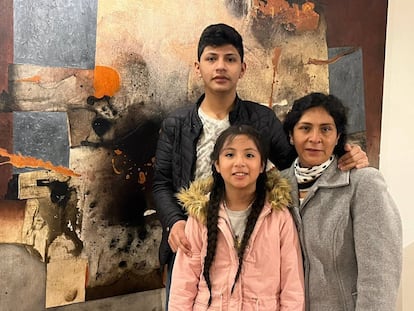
[214, 134, 263, 193]
[291, 106, 340, 167]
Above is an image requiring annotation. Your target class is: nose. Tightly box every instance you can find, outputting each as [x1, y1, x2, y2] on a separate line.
[234, 155, 246, 167]
[309, 129, 321, 143]
[216, 57, 226, 71]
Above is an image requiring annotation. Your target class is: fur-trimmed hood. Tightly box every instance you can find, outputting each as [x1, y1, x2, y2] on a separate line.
[176, 169, 292, 224]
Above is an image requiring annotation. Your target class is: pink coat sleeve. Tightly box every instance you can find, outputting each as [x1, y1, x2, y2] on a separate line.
[168, 216, 206, 310]
[279, 209, 305, 311]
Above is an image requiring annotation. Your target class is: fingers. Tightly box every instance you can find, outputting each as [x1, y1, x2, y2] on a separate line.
[338, 144, 369, 171]
[167, 220, 192, 257]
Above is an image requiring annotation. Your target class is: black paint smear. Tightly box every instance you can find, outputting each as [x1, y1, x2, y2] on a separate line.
[4, 174, 18, 200]
[224, 0, 249, 18]
[92, 117, 112, 137]
[37, 179, 71, 207]
[104, 116, 163, 241]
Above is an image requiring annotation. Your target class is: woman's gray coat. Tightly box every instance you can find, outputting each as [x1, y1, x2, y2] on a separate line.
[282, 158, 402, 311]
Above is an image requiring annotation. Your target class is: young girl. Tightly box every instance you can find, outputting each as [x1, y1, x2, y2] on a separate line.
[168, 125, 304, 310]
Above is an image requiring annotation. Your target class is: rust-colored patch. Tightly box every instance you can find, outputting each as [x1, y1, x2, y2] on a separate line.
[17, 75, 42, 83]
[307, 47, 359, 65]
[93, 65, 121, 98]
[253, 1, 319, 32]
[269, 47, 282, 107]
[0, 200, 26, 243]
[0, 148, 81, 177]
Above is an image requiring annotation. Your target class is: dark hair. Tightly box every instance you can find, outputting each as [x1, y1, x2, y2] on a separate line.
[283, 92, 348, 157]
[203, 125, 267, 305]
[197, 23, 244, 62]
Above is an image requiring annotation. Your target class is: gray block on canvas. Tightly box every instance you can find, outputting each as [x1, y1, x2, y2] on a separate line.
[13, 112, 69, 174]
[13, 0, 98, 69]
[328, 47, 366, 134]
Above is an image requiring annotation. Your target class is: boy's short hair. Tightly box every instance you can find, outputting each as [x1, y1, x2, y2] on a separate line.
[197, 23, 244, 62]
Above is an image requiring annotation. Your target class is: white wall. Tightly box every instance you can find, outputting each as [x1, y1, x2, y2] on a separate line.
[381, 0, 414, 309]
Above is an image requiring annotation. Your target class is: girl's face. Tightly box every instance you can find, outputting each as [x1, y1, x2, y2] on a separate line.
[291, 106, 340, 167]
[214, 134, 263, 193]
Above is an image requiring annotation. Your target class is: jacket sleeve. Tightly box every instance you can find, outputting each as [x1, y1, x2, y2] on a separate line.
[152, 117, 186, 232]
[352, 168, 402, 311]
[267, 111, 296, 170]
[279, 208, 305, 311]
[168, 216, 205, 310]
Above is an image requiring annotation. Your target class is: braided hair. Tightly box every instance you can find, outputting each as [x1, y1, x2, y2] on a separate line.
[203, 125, 269, 306]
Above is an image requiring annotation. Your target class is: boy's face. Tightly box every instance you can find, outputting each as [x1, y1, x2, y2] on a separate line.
[195, 44, 246, 95]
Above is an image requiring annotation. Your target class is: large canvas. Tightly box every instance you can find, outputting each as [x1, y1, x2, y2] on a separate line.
[0, 0, 386, 308]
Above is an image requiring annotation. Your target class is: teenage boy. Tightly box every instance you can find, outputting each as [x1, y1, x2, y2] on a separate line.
[152, 23, 368, 306]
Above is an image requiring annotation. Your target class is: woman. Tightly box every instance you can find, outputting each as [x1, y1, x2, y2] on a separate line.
[282, 92, 402, 311]
[169, 125, 304, 310]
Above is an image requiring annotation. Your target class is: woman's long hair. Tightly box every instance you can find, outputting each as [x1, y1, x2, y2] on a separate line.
[203, 125, 269, 306]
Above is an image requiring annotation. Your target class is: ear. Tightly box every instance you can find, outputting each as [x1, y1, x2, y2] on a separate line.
[289, 134, 294, 145]
[214, 160, 220, 173]
[194, 61, 201, 77]
[239, 62, 247, 79]
[336, 133, 341, 145]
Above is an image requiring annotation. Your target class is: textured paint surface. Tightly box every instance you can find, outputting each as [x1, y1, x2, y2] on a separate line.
[9, 64, 94, 111]
[0, 200, 25, 243]
[13, 0, 97, 69]
[328, 47, 365, 134]
[252, 0, 319, 32]
[0, 0, 13, 93]
[324, 0, 387, 168]
[0, 113, 13, 199]
[12, 112, 70, 174]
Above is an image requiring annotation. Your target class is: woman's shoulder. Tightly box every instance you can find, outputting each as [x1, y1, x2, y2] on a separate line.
[349, 166, 384, 182]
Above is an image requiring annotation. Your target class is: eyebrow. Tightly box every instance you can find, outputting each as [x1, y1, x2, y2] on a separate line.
[221, 147, 259, 152]
[204, 51, 238, 57]
[297, 121, 335, 126]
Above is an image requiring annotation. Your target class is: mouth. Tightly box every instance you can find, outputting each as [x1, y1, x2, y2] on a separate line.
[232, 172, 248, 176]
[213, 76, 229, 82]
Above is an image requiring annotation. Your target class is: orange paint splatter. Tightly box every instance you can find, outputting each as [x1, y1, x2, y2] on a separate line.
[93, 66, 121, 98]
[0, 148, 80, 177]
[17, 75, 42, 83]
[253, 0, 319, 32]
[138, 171, 146, 185]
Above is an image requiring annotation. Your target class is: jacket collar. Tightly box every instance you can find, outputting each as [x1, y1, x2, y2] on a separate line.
[283, 157, 350, 211]
[176, 169, 292, 224]
[192, 93, 243, 126]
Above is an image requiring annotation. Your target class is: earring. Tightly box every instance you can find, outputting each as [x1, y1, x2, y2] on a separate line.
[290, 137, 294, 145]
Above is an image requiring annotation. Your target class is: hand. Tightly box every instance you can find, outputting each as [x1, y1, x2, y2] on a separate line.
[337, 143, 369, 171]
[168, 220, 192, 257]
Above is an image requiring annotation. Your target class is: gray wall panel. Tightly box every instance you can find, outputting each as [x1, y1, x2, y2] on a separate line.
[329, 47, 366, 134]
[13, 111, 69, 174]
[14, 0, 97, 69]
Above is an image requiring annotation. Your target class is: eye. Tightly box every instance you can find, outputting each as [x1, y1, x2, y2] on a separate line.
[224, 152, 233, 158]
[321, 126, 334, 133]
[298, 125, 310, 132]
[206, 56, 216, 62]
[246, 153, 255, 158]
